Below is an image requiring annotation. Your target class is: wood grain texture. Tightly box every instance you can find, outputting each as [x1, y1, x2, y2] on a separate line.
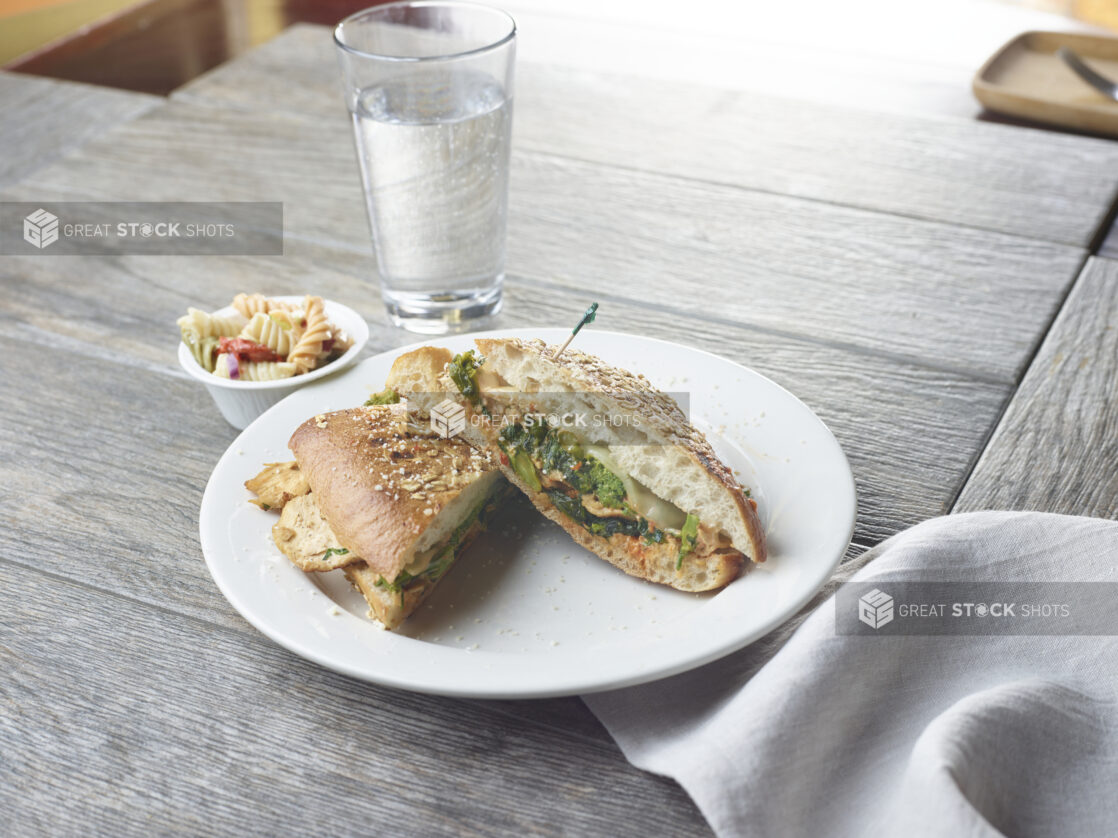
[2, 19, 1110, 835]
[502, 153, 1083, 385]
[0, 231, 1004, 614]
[175, 20, 982, 120]
[9, 111, 1085, 383]
[954, 257, 1118, 517]
[169, 24, 1118, 247]
[511, 65, 1118, 248]
[0, 562, 707, 838]
[0, 71, 158, 189]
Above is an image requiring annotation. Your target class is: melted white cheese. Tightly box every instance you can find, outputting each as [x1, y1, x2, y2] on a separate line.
[582, 444, 687, 530]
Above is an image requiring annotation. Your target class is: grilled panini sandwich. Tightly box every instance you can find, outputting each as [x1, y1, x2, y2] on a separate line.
[394, 338, 766, 592]
[246, 403, 507, 629]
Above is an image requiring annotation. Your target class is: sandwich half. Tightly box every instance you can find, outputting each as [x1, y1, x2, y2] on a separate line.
[400, 337, 766, 592]
[246, 404, 508, 629]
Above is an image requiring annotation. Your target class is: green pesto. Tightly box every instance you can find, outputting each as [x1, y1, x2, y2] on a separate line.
[500, 422, 625, 509]
[676, 513, 700, 569]
[364, 387, 400, 406]
[584, 459, 625, 508]
[448, 350, 483, 405]
[544, 489, 659, 539]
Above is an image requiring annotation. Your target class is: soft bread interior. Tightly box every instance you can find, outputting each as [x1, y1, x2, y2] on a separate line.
[386, 346, 455, 416]
[399, 469, 501, 575]
[473, 338, 764, 562]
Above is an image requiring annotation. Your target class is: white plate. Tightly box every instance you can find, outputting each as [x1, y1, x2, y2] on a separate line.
[199, 329, 856, 698]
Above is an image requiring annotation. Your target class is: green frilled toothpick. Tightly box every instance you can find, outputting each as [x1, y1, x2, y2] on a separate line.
[553, 302, 599, 358]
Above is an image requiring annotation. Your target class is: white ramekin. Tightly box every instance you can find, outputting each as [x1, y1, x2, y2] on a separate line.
[177, 296, 371, 429]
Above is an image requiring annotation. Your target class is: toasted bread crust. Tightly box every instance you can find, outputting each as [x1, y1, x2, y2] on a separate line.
[288, 406, 495, 581]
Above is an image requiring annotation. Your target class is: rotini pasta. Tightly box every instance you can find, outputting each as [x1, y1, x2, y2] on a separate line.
[177, 307, 246, 342]
[177, 308, 246, 372]
[288, 295, 330, 375]
[267, 307, 298, 335]
[231, 293, 270, 320]
[239, 311, 294, 357]
[179, 293, 351, 382]
[214, 354, 297, 381]
[233, 292, 299, 319]
[189, 336, 221, 373]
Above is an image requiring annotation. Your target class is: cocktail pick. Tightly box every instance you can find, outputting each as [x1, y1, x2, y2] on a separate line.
[553, 302, 599, 359]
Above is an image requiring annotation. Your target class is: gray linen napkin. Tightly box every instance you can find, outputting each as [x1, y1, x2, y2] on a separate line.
[584, 512, 1118, 837]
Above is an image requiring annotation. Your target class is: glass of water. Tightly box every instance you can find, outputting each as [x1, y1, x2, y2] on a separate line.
[335, 2, 516, 334]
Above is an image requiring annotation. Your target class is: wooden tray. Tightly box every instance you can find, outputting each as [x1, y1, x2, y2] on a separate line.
[974, 30, 1118, 135]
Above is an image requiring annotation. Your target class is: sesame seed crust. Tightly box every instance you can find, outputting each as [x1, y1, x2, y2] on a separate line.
[474, 337, 750, 508]
[288, 406, 495, 580]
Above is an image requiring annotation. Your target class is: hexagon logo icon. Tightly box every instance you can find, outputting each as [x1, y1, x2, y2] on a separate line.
[24, 208, 59, 249]
[430, 398, 466, 439]
[858, 588, 894, 629]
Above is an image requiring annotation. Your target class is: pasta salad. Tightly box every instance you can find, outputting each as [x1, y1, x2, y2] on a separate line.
[177, 293, 353, 381]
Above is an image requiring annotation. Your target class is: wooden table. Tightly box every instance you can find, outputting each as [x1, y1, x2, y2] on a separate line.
[2, 7, 1116, 834]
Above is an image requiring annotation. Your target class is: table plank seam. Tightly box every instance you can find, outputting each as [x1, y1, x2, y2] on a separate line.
[8, 321, 196, 381]
[513, 148, 1106, 250]
[117, 89, 1114, 250]
[1, 255, 1022, 390]
[948, 250, 1093, 513]
[506, 273, 1015, 386]
[2, 265, 1015, 392]
[1087, 181, 1118, 254]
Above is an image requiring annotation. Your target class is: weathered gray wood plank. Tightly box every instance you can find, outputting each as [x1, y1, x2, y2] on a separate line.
[503, 153, 1082, 385]
[168, 24, 1118, 247]
[0, 562, 707, 838]
[0, 71, 158, 189]
[9, 114, 1085, 383]
[500, 0, 1093, 76]
[954, 257, 1118, 517]
[176, 20, 982, 120]
[513, 66, 1118, 248]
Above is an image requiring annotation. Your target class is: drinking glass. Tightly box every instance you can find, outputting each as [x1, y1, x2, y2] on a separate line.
[335, 2, 516, 333]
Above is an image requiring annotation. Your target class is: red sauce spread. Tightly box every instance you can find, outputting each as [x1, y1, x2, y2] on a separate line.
[216, 336, 286, 364]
